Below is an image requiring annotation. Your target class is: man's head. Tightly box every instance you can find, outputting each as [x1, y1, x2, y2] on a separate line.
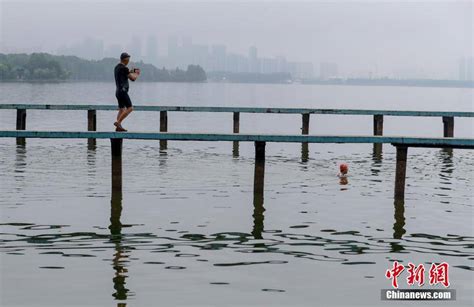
[339, 163, 348, 174]
[120, 52, 131, 65]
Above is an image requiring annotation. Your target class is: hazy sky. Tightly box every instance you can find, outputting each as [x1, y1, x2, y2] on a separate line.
[0, 0, 472, 77]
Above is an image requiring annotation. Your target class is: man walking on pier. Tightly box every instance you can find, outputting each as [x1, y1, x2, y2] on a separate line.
[114, 52, 140, 132]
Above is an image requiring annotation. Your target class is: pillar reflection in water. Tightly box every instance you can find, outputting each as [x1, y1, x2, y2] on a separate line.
[15, 143, 27, 187]
[370, 145, 383, 179]
[439, 148, 454, 181]
[301, 143, 309, 163]
[391, 199, 406, 253]
[252, 142, 266, 239]
[16, 137, 26, 146]
[109, 154, 131, 304]
[232, 141, 239, 158]
[372, 144, 383, 162]
[88, 139, 96, 151]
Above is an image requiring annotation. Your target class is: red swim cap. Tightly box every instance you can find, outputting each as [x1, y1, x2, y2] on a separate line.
[339, 163, 348, 173]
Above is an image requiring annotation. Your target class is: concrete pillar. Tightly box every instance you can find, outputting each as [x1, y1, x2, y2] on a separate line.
[16, 109, 26, 130]
[111, 138, 123, 158]
[87, 110, 97, 131]
[301, 114, 310, 161]
[394, 146, 408, 200]
[232, 112, 240, 157]
[442, 116, 454, 137]
[373, 115, 384, 156]
[252, 155, 265, 239]
[87, 110, 97, 149]
[302, 113, 310, 135]
[233, 112, 240, 133]
[160, 111, 168, 149]
[373, 115, 384, 136]
[255, 141, 266, 162]
[111, 154, 122, 197]
[16, 109, 27, 145]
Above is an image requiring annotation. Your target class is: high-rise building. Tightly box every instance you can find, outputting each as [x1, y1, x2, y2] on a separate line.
[320, 62, 338, 80]
[128, 36, 142, 61]
[459, 56, 474, 81]
[262, 57, 278, 74]
[226, 53, 239, 72]
[211, 45, 227, 72]
[182, 36, 192, 48]
[146, 35, 158, 65]
[105, 44, 122, 59]
[190, 44, 209, 68]
[276, 56, 288, 73]
[167, 36, 178, 57]
[248, 46, 261, 73]
[57, 37, 103, 60]
[288, 62, 314, 79]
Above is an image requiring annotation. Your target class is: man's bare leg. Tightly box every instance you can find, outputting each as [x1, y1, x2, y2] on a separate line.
[114, 108, 127, 131]
[117, 107, 133, 125]
[116, 108, 125, 122]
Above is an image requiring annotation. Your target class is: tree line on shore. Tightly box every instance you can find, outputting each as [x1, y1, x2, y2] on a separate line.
[0, 53, 207, 82]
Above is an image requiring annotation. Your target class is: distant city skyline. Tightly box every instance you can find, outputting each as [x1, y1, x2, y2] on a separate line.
[1, 0, 472, 80]
[49, 35, 316, 79]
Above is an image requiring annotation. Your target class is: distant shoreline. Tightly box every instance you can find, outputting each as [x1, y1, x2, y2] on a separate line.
[1, 79, 473, 89]
[301, 79, 474, 89]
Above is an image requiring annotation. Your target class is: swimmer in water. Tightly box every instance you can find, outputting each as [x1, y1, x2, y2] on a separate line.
[338, 163, 349, 185]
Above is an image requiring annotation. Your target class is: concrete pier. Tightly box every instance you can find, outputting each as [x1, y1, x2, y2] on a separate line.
[255, 141, 266, 162]
[373, 115, 384, 155]
[394, 146, 408, 200]
[373, 115, 384, 136]
[87, 110, 97, 149]
[302, 113, 310, 135]
[252, 154, 265, 239]
[16, 109, 27, 145]
[233, 112, 240, 133]
[160, 111, 168, 149]
[16, 109, 26, 130]
[233, 112, 240, 157]
[111, 138, 123, 158]
[2, 128, 473, 203]
[443, 116, 454, 137]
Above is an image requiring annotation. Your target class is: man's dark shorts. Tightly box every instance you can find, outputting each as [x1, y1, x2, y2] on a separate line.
[115, 90, 132, 109]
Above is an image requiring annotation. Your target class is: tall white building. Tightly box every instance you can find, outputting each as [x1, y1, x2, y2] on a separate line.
[248, 46, 260, 73]
[146, 35, 158, 65]
[320, 62, 338, 80]
[127, 36, 142, 61]
[459, 56, 474, 81]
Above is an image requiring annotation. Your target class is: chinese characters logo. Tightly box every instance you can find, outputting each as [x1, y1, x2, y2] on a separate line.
[385, 261, 450, 288]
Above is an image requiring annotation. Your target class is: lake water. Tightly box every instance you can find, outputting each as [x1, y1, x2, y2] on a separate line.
[0, 82, 473, 306]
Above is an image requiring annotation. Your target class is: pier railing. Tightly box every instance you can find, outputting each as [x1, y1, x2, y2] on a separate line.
[1, 104, 473, 137]
[1, 104, 473, 202]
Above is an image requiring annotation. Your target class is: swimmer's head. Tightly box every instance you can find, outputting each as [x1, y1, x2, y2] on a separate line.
[339, 163, 348, 174]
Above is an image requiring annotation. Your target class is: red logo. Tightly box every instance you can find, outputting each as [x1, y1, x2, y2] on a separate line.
[385, 262, 450, 288]
[385, 261, 405, 288]
[406, 263, 425, 286]
[429, 262, 450, 287]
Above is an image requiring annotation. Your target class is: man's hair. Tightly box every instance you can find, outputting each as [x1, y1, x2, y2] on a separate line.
[120, 52, 131, 60]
